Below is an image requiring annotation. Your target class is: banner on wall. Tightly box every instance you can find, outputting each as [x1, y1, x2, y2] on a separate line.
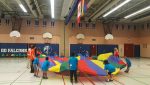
[0, 43, 60, 57]
[35, 44, 59, 56]
[0, 43, 28, 57]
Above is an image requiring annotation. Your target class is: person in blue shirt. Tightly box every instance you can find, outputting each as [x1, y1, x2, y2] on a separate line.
[41, 57, 50, 79]
[69, 52, 78, 83]
[54, 51, 58, 57]
[33, 55, 40, 77]
[85, 51, 89, 57]
[104, 60, 116, 82]
[124, 56, 131, 73]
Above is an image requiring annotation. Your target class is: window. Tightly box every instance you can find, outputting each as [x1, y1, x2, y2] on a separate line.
[35, 19, 39, 26]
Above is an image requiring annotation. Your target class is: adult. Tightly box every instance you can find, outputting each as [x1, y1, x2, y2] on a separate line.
[29, 46, 36, 73]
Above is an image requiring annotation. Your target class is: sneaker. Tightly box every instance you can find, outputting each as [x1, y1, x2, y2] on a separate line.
[110, 79, 113, 82]
[45, 77, 48, 79]
[106, 79, 110, 82]
[36, 75, 40, 78]
[124, 71, 128, 73]
[34, 74, 36, 77]
[43, 77, 48, 79]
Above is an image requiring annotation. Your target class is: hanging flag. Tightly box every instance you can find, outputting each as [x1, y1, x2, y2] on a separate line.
[82, 1, 87, 16]
[81, 0, 85, 16]
[84, 2, 87, 12]
[77, 1, 82, 24]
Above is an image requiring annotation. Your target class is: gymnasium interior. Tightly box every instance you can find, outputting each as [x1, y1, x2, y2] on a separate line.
[0, 0, 150, 85]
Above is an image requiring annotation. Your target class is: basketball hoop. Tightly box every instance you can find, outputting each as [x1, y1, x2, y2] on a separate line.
[76, 33, 85, 44]
[105, 34, 114, 40]
[42, 32, 53, 44]
[9, 30, 21, 42]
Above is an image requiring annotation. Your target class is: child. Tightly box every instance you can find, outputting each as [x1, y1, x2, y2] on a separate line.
[41, 57, 50, 79]
[124, 56, 131, 73]
[69, 52, 78, 83]
[114, 48, 119, 58]
[33, 55, 40, 77]
[104, 60, 116, 82]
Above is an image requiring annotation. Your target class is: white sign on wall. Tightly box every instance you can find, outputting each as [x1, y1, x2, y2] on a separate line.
[0, 48, 27, 53]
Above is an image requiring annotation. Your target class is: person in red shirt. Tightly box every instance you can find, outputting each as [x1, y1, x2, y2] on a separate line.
[114, 48, 119, 57]
[27, 48, 31, 68]
[29, 46, 36, 73]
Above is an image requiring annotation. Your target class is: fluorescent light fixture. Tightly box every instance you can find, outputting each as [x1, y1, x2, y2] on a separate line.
[103, 0, 131, 17]
[50, 0, 54, 18]
[19, 4, 27, 12]
[124, 5, 150, 19]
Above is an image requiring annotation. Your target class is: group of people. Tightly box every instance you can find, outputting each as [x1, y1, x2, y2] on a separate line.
[27, 46, 131, 83]
[27, 46, 50, 79]
[103, 48, 132, 82]
[68, 48, 131, 83]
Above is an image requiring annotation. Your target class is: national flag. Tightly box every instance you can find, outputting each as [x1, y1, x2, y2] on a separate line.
[77, 1, 82, 24]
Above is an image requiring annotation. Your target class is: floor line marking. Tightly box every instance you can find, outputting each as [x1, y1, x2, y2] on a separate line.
[10, 69, 27, 85]
[120, 74, 149, 85]
[62, 74, 66, 85]
[95, 76, 106, 85]
[78, 77, 84, 85]
[39, 77, 43, 85]
[81, 72, 95, 85]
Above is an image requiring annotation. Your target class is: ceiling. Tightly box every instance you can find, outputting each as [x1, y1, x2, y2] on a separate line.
[0, 0, 150, 23]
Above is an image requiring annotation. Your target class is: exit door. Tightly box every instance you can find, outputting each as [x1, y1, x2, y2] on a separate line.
[90, 45, 97, 56]
[124, 44, 134, 57]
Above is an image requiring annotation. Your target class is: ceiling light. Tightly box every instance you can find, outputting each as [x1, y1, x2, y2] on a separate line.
[19, 4, 27, 12]
[124, 5, 150, 19]
[103, 0, 131, 17]
[50, 0, 54, 18]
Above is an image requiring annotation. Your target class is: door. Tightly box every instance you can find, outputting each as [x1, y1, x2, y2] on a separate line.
[90, 45, 97, 56]
[124, 44, 134, 57]
[134, 45, 140, 58]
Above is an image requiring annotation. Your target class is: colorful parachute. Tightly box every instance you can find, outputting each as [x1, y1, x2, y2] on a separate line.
[108, 55, 126, 69]
[97, 52, 113, 61]
[39, 53, 126, 76]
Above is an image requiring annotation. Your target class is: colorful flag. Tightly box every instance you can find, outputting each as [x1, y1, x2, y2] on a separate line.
[81, 0, 84, 16]
[81, 0, 87, 16]
[77, 1, 82, 24]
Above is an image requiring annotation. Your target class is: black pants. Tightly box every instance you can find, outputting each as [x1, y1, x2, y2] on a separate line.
[70, 70, 77, 82]
[30, 60, 34, 73]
